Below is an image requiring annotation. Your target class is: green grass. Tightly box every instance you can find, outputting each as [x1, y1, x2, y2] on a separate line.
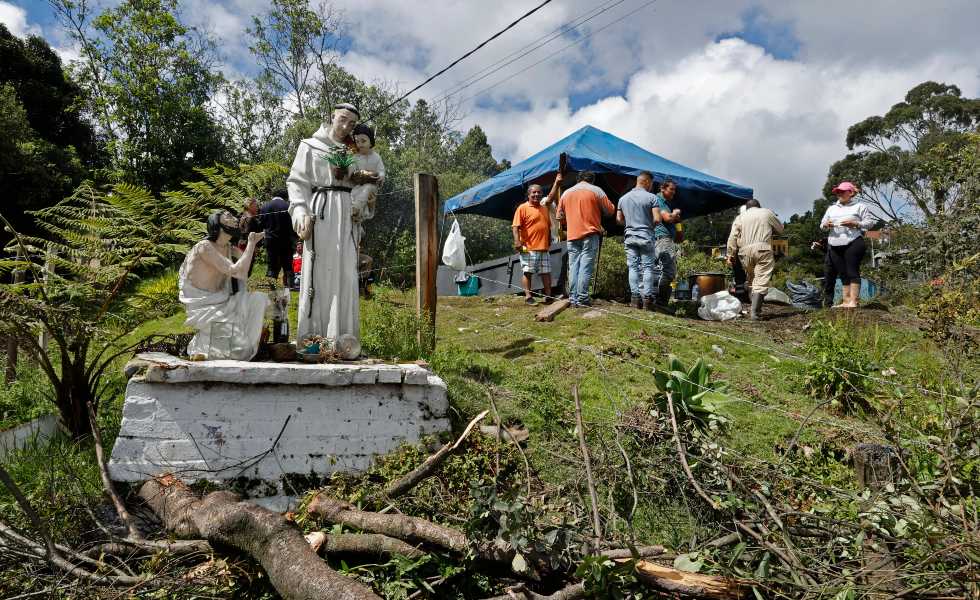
[0, 361, 56, 431]
[2, 275, 968, 593]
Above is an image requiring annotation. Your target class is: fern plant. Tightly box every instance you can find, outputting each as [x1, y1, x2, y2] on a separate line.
[653, 355, 728, 431]
[0, 163, 286, 438]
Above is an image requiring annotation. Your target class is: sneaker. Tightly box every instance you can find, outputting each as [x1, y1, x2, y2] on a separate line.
[524, 297, 536, 305]
[630, 294, 641, 309]
[578, 299, 593, 308]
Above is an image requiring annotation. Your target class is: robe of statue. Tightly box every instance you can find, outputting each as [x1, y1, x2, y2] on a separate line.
[178, 240, 268, 360]
[287, 124, 359, 345]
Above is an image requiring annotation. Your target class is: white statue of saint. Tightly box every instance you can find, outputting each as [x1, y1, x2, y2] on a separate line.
[350, 123, 385, 248]
[178, 211, 268, 360]
[286, 103, 362, 352]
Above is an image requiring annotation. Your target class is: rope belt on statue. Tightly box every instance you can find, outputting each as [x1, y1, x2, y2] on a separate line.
[306, 185, 354, 318]
[312, 185, 353, 220]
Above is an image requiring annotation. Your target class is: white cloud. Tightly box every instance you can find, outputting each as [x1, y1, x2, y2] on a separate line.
[466, 38, 979, 217]
[0, 1, 42, 38]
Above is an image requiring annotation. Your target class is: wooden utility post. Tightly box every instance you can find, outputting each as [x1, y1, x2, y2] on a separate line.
[414, 173, 439, 351]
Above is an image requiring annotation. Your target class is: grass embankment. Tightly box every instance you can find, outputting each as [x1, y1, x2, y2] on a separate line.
[1, 276, 966, 596]
[426, 294, 951, 545]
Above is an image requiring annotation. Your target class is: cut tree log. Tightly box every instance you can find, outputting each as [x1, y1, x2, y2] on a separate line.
[535, 299, 570, 322]
[140, 475, 380, 600]
[305, 531, 425, 559]
[631, 560, 745, 599]
[307, 494, 512, 563]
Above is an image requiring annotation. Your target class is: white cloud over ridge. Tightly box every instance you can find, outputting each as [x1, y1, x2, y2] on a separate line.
[10, 0, 980, 217]
[467, 38, 979, 217]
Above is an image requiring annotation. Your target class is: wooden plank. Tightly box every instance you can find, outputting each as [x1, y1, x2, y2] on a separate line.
[535, 298, 570, 322]
[414, 173, 439, 351]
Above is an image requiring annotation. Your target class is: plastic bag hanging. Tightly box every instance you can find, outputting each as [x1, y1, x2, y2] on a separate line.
[442, 219, 467, 271]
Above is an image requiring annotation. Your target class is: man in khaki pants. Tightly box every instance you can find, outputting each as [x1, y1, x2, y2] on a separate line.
[726, 199, 783, 320]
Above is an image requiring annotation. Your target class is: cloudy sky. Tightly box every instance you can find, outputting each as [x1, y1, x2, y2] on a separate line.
[6, 0, 980, 216]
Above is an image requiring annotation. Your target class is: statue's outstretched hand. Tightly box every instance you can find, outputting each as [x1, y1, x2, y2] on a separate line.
[248, 231, 265, 245]
[294, 215, 313, 241]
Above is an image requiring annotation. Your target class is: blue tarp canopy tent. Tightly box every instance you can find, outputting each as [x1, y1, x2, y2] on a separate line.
[443, 125, 753, 220]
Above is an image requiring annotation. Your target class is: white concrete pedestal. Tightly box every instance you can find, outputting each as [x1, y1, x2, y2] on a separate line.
[108, 353, 449, 503]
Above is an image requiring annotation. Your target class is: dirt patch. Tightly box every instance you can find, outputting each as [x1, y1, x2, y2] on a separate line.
[690, 303, 921, 346]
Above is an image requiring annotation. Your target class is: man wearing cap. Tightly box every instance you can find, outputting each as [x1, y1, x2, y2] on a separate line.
[287, 103, 362, 350]
[726, 199, 783, 320]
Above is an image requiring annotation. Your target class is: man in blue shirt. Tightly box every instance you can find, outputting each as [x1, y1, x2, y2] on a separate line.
[616, 171, 658, 310]
[651, 179, 682, 307]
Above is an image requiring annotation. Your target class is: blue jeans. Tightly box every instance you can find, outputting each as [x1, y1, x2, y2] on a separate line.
[625, 242, 655, 297]
[567, 233, 601, 304]
[651, 237, 677, 290]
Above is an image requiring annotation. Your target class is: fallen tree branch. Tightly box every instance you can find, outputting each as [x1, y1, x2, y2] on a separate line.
[0, 519, 152, 587]
[87, 400, 143, 540]
[307, 494, 512, 563]
[666, 392, 719, 510]
[140, 475, 379, 600]
[379, 410, 489, 501]
[305, 531, 425, 559]
[82, 538, 213, 559]
[573, 385, 603, 541]
[632, 559, 745, 599]
[599, 545, 666, 560]
[481, 582, 587, 600]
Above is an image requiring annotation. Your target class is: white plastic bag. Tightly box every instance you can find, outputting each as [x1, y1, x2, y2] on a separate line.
[697, 290, 742, 321]
[442, 219, 467, 271]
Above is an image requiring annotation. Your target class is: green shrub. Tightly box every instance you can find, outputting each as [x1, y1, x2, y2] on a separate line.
[360, 288, 433, 361]
[593, 236, 628, 300]
[675, 240, 728, 279]
[800, 320, 877, 414]
[0, 362, 55, 430]
[126, 268, 181, 319]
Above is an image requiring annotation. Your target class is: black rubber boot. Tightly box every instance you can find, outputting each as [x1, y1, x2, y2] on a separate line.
[656, 284, 672, 307]
[750, 292, 764, 320]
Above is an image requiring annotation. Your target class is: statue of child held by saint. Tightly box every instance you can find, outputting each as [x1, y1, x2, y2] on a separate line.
[349, 123, 385, 247]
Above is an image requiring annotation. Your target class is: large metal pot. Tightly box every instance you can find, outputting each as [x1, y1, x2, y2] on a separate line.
[688, 272, 726, 297]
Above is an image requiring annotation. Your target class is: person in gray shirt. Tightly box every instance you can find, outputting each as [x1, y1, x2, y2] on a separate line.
[616, 171, 658, 309]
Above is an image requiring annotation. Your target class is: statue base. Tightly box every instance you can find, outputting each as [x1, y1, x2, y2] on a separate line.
[108, 353, 450, 508]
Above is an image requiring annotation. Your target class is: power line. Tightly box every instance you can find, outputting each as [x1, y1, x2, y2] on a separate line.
[431, 0, 629, 104]
[369, 0, 555, 119]
[459, 0, 661, 106]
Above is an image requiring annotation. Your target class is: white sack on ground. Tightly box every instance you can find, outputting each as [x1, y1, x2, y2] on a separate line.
[698, 290, 742, 321]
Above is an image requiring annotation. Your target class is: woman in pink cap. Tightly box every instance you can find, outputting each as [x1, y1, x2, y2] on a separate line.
[819, 182, 874, 308]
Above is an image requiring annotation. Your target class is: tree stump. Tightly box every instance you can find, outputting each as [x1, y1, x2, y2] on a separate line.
[853, 443, 899, 491]
[853, 443, 900, 596]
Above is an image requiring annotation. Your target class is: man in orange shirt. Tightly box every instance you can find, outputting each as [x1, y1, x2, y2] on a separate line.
[512, 184, 553, 304]
[557, 171, 615, 307]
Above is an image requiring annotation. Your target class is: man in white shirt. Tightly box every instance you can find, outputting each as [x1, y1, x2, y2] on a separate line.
[726, 199, 783, 320]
